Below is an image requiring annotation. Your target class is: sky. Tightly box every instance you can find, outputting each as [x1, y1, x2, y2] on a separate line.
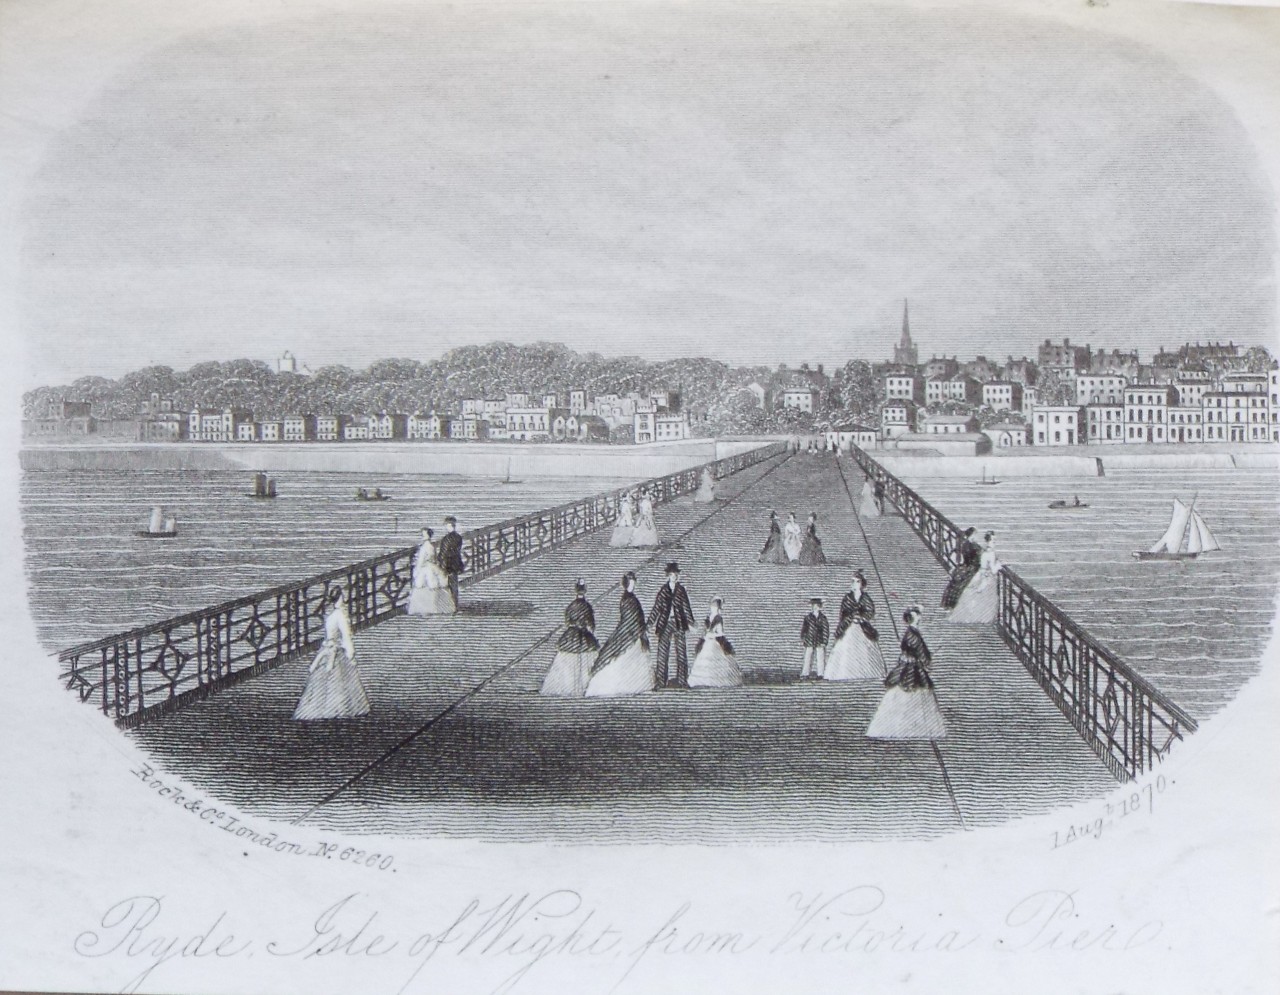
[8, 1, 1280, 387]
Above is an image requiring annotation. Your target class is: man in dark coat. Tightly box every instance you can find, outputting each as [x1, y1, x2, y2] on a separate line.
[800, 596, 830, 680]
[651, 562, 695, 688]
[435, 516, 466, 608]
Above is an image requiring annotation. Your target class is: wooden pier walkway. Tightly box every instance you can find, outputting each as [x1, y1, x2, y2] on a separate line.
[131, 452, 1116, 842]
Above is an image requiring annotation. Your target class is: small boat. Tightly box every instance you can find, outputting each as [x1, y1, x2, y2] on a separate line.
[976, 467, 1000, 486]
[248, 472, 278, 499]
[136, 505, 178, 538]
[1134, 496, 1221, 561]
[1049, 498, 1089, 510]
[355, 488, 392, 502]
[499, 459, 522, 485]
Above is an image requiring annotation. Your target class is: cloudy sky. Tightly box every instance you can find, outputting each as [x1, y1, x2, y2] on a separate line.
[10, 2, 1279, 386]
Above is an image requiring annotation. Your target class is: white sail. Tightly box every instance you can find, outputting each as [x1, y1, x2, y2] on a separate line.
[149, 506, 164, 533]
[1185, 510, 1220, 554]
[1149, 498, 1192, 554]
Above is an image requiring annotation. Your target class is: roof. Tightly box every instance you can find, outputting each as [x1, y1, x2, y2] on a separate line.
[920, 413, 976, 423]
[985, 422, 1028, 431]
[831, 423, 877, 433]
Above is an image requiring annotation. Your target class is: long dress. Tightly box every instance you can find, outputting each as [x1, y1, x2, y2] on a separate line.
[407, 539, 457, 615]
[866, 626, 946, 740]
[688, 614, 743, 688]
[798, 522, 827, 565]
[293, 603, 370, 721]
[609, 498, 635, 547]
[759, 519, 789, 565]
[694, 469, 716, 503]
[585, 591, 655, 697]
[858, 479, 881, 518]
[782, 521, 804, 562]
[629, 496, 659, 547]
[948, 548, 1001, 624]
[540, 597, 599, 696]
[940, 538, 982, 609]
[825, 590, 887, 681]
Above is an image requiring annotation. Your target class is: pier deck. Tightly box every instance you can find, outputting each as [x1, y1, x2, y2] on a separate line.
[131, 452, 1116, 841]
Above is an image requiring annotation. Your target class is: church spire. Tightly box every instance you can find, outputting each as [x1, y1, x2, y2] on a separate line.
[900, 298, 911, 347]
[892, 298, 918, 368]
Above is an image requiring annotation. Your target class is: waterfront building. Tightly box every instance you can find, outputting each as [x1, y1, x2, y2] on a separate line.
[1271, 368, 1280, 442]
[482, 399, 507, 425]
[461, 398, 483, 417]
[283, 415, 316, 442]
[407, 412, 450, 440]
[881, 400, 918, 439]
[893, 431, 991, 456]
[368, 413, 408, 441]
[920, 413, 979, 435]
[188, 407, 252, 442]
[1167, 405, 1203, 444]
[654, 412, 691, 441]
[825, 423, 879, 451]
[316, 415, 350, 441]
[886, 374, 925, 404]
[236, 422, 257, 442]
[1075, 374, 1126, 405]
[507, 407, 552, 441]
[982, 423, 1028, 448]
[1220, 372, 1268, 394]
[1174, 379, 1213, 408]
[893, 300, 919, 368]
[1031, 405, 1084, 446]
[259, 420, 282, 443]
[1123, 385, 1176, 444]
[982, 381, 1023, 412]
[449, 415, 487, 441]
[569, 389, 587, 414]
[633, 410, 655, 444]
[1085, 403, 1124, 444]
[343, 419, 371, 441]
[506, 391, 530, 409]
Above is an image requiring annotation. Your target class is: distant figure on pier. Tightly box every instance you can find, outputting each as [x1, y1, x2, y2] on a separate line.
[782, 512, 804, 562]
[629, 488, 659, 547]
[689, 597, 743, 688]
[874, 480, 886, 515]
[858, 476, 881, 518]
[798, 512, 827, 565]
[825, 572, 886, 682]
[940, 527, 982, 609]
[651, 562, 695, 688]
[948, 532, 1001, 625]
[867, 606, 946, 741]
[293, 586, 370, 722]
[694, 467, 716, 503]
[799, 597, 829, 680]
[610, 491, 636, 547]
[540, 579, 598, 697]
[408, 527, 456, 615]
[436, 516, 466, 609]
[586, 572, 655, 697]
[759, 510, 789, 565]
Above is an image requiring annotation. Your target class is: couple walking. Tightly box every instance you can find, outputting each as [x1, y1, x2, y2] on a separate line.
[407, 517, 465, 615]
[586, 563, 694, 694]
[609, 489, 660, 548]
[941, 528, 1002, 624]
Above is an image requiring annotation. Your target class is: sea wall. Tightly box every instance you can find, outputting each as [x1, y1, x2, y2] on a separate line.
[876, 449, 1280, 478]
[19, 438, 771, 477]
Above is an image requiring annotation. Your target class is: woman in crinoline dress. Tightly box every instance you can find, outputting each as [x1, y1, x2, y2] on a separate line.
[688, 598, 743, 688]
[293, 586, 370, 721]
[947, 531, 1001, 624]
[798, 512, 827, 565]
[609, 491, 636, 547]
[629, 488, 660, 547]
[407, 527, 457, 615]
[866, 606, 946, 741]
[759, 510, 789, 565]
[782, 512, 804, 562]
[585, 573, 655, 697]
[540, 579, 598, 696]
[694, 467, 716, 503]
[858, 475, 881, 518]
[825, 571, 887, 682]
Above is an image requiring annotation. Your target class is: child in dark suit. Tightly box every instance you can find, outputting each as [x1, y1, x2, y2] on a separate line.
[800, 597, 830, 680]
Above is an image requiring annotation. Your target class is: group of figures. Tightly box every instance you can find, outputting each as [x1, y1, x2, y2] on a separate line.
[758, 511, 827, 565]
[940, 527, 1003, 624]
[292, 516, 467, 721]
[608, 487, 661, 548]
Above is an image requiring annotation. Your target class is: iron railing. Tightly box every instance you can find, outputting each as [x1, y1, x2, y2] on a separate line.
[59, 442, 787, 727]
[848, 445, 1196, 781]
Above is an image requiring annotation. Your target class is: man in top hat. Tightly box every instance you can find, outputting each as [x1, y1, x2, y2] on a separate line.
[651, 562, 695, 688]
[435, 515, 466, 609]
[800, 597, 830, 680]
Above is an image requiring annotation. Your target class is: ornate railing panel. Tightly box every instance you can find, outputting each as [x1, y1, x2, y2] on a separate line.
[58, 442, 787, 727]
[848, 445, 1197, 781]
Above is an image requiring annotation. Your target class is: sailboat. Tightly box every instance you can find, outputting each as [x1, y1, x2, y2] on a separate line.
[976, 466, 1000, 486]
[248, 472, 278, 499]
[136, 505, 178, 538]
[499, 458, 522, 485]
[1134, 497, 1221, 561]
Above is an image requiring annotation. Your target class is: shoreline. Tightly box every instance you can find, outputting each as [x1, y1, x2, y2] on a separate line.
[875, 444, 1280, 477]
[18, 438, 772, 476]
